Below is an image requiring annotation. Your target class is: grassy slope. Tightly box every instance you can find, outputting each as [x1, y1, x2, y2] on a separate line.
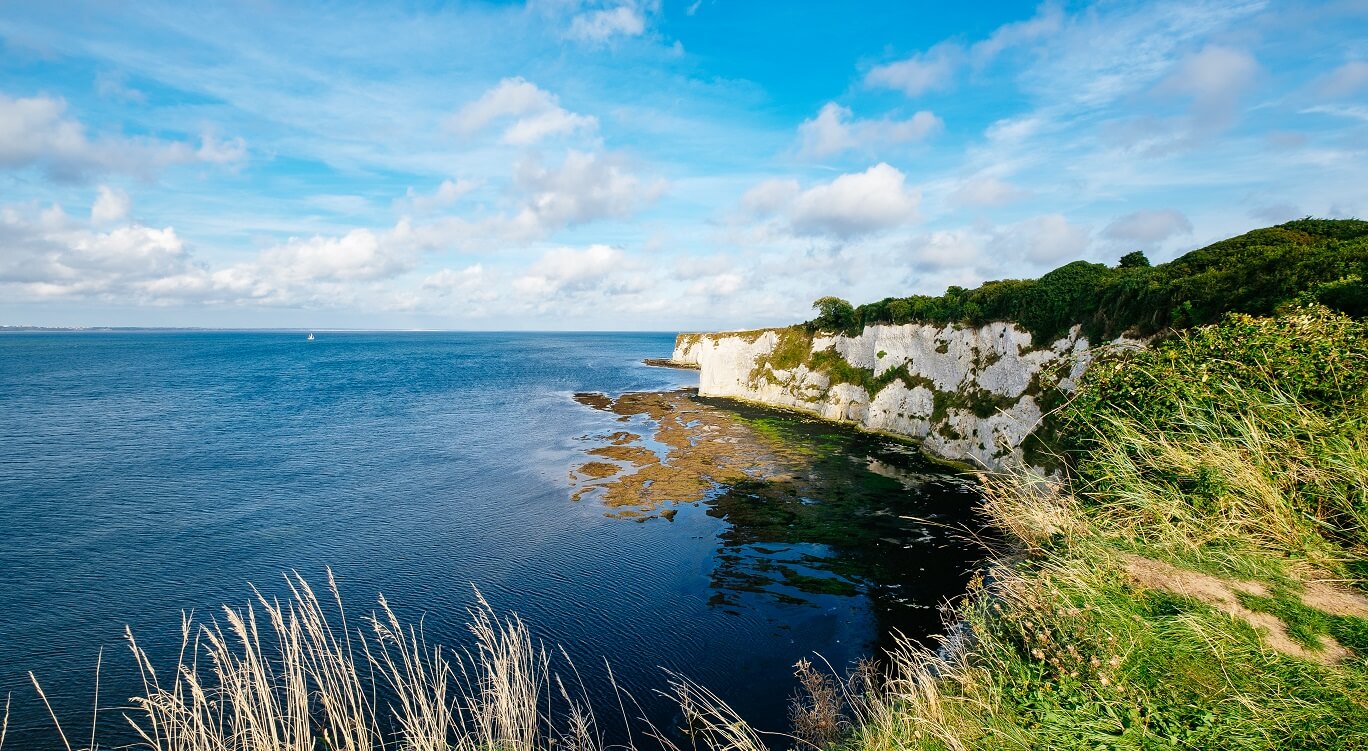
[838, 308, 1368, 751]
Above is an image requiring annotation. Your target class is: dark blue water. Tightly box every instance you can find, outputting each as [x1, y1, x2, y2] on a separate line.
[0, 331, 981, 748]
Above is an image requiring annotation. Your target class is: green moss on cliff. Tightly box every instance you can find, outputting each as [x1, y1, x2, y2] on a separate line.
[748, 326, 814, 387]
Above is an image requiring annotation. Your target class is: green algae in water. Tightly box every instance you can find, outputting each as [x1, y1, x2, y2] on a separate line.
[571, 388, 988, 649]
[697, 396, 988, 645]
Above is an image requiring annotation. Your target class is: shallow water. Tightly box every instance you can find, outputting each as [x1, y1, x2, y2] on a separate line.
[0, 331, 983, 747]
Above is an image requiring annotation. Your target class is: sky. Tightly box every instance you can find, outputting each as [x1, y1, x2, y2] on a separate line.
[1, 1, 1366, 330]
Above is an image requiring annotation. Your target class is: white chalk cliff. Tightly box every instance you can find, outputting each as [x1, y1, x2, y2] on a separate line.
[672, 322, 1121, 472]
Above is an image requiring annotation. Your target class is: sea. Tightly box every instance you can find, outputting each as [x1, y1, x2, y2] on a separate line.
[0, 331, 983, 748]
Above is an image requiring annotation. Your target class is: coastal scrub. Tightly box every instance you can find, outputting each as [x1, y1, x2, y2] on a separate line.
[809, 306, 1368, 750]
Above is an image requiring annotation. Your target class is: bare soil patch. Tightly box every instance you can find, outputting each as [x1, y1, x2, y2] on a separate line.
[1121, 553, 1357, 664]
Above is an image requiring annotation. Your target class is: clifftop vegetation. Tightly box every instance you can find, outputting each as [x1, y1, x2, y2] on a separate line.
[822, 305, 1368, 751]
[809, 218, 1368, 344]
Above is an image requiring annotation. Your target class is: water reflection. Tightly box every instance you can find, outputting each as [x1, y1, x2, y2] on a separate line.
[572, 388, 988, 645]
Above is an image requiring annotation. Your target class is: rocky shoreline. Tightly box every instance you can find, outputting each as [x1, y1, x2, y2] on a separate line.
[641, 357, 699, 370]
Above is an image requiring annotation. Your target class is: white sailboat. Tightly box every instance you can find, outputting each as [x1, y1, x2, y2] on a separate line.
[307, 332, 315, 341]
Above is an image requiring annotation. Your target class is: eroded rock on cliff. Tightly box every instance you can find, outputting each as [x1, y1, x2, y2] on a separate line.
[673, 322, 1129, 472]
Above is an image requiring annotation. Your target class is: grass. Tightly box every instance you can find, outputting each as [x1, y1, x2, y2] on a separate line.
[1237, 588, 1368, 654]
[124, 574, 561, 751]
[811, 307, 1368, 751]
[14, 573, 787, 751]
[19, 573, 623, 751]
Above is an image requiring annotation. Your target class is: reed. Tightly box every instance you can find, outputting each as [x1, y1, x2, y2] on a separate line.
[119, 574, 585, 751]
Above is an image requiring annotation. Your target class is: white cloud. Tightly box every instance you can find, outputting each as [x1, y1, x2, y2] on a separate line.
[969, 4, 1064, 65]
[740, 178, 800, 215]
[501, 109, 596, 145]
[1103, 209, 1192, 244]
[906, 230, 982, 271]
[196, 133, 248, 164]
[570, 5, 645, 41]
[450, 78, 551, 134]
[94, 71, 145, 103]
[400, 179, 478, 213]
[686, 271, 743, 298]
[72, 225, 188, 279]
[510, 150, 664, 233]
[989, 214, 1091, 263]
[256, 229, 415, 283]
[1316, 60, 1368, 99]
[91, 185, 131, 224]
[948, 176, 1029, 207]
[865, 43, 960, 97]
[0, 196, 463, 311]
[513, 244, 630, 297]
[447, 78, 597, 145]
[0, 95, 113, 174]
[865, 6, 1063, 98]
[0, 94, 245, 180]
[419, 265, 496, 305]
[0, 205, 192, 299]
[984, 115, 1047, 145]
[798, 105, 857, 157]
[788, 163, 920, 238]
[423, 265, 485, 291]
[561, 0, 660, 42]
[1156, 45, 1259, 124]
[1098, 43, 1261, 156]
[39, 203, 69, 231]
[738, 165, 920, 238]
[1300, 104, 1368, 122]
[797, 103, 942, 157]
[369, 153, 661, 253]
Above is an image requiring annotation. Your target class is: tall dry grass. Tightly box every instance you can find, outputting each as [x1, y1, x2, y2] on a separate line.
[21, 571, 793, 751]
[1076, 382, 1368, 563]
[115, 571, 591, 751]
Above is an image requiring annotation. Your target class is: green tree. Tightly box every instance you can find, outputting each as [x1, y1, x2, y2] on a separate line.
[1118, 250, 1151, 268]
[811, 296, 856, 331]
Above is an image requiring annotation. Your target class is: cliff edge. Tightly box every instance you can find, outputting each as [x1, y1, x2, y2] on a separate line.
[673, 322, 1141, 472]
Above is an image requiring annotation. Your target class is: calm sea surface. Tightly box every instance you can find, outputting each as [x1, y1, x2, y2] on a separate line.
[0, 331, 982, 747]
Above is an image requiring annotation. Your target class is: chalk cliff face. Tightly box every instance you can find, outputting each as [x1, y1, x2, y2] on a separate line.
[673, 322, 1111, 471]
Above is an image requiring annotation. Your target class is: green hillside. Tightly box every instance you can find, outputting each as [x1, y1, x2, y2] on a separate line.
[811, 219, 1368, 344]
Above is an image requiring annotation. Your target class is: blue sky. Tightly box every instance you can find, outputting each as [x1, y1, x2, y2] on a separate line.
[1, 1, 1365, 330]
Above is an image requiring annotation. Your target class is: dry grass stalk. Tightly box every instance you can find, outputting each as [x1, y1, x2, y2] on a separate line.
[977, 471, 1083, 551]
[789, 658, 844, 748]
[652, 673, 775, 751]
[117, 572, 596, 751]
